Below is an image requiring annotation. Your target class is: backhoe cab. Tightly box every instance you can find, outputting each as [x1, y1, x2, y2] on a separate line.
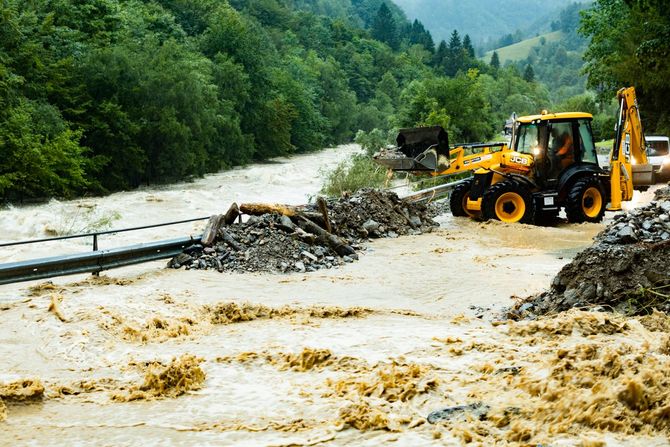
[456, 111, 609, 224]
[374, 86, 653, 225]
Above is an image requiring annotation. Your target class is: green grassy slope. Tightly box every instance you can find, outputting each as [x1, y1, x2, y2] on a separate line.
[484, 31, 563, 63]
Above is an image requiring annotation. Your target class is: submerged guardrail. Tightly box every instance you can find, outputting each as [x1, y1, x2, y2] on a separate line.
[0, 217, 209, 285]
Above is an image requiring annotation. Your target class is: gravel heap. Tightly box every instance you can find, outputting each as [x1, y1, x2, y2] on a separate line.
[595, 202, 670, 244]
[512, 186, 670, 317]
[169, 189, 439, 274]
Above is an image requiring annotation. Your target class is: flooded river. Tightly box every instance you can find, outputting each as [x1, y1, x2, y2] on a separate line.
[1, 146, 668, 446]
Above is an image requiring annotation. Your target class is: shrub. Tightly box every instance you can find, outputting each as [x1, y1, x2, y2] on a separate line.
[320, 154, 387, 196]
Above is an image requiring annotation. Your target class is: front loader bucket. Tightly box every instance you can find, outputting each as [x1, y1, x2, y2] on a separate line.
[374, 126, 450, 172]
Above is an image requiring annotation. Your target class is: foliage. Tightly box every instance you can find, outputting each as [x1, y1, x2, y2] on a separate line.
[354, 129, 389, 156]
[580, 0, 670, 135]
[0, 0, 621, 203]
[320, 153, 387, 196]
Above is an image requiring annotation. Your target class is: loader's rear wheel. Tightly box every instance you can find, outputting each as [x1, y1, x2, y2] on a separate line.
[566, 176, 606, 223]
[482, 180, 534, 224]
[450, 180, 477, 217]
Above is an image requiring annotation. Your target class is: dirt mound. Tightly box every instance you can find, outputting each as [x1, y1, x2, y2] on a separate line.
[514, 186, 670, 317]
[112, 354, 205, 401]
[169, 189, 437, 274]
[327, 189, 434, 239]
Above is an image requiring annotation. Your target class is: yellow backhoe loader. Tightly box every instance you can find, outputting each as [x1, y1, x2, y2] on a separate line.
[375, 87, 653, 225]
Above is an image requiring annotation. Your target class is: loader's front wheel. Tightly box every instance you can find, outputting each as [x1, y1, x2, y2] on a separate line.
[449, 180, 477, 217]
[482, 181, 534, 224]
[566, 176, 606, 223]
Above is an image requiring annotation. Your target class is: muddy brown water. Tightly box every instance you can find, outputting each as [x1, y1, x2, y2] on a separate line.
[1, 147, 668, 446]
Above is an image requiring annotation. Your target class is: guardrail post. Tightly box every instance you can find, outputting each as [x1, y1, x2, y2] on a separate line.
[92, 234, 100, 277]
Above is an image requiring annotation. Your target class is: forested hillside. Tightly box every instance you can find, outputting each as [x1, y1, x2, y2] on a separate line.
[2, 0, 668, 203]
[0, 0, 548, 202]
[0, 0, 435, 200]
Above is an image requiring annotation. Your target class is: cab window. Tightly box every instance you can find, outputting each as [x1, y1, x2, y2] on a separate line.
[515, 123, 540, 155]
[577, 119, 597, 163]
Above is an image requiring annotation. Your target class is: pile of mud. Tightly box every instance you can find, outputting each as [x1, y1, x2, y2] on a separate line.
[514, 186, 670, 316]
[169, 189, 438, 274]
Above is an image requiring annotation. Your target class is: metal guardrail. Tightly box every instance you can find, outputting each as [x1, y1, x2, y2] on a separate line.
[0, 236, 201, 285]
[400, 178, 469, 203]
[0, 217, 210, 285]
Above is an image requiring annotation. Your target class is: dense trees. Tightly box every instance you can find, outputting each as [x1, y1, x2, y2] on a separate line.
[580, 0, 670, 135]
[3, 0, 637, 203]
[0, 0, 438, 201]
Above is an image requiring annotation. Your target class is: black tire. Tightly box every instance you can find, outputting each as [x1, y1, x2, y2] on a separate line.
[565, 176, 606, 223]
[449, 179, 474, 217]
[482, 180, 534, 224]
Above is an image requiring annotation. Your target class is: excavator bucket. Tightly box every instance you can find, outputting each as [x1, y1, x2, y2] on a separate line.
[374, 126, 450, 171]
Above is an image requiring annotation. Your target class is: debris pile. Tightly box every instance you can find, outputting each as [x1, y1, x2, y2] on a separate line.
[169, 189, 438, 274]
[514, 186, 670, 317]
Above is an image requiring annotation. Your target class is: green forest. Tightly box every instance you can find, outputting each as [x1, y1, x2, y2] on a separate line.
[0, 0, 668, 202]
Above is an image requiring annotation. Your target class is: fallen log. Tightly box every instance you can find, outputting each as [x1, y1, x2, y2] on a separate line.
[239, 203, 302, 217]
[296, 216, 355, 257]
[220, 229, 243, 251]
[240, 202, 326, 227]
[201, 214, 225, 246]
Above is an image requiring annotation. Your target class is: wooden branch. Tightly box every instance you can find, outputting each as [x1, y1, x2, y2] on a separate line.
[201, 214, 224, 246]
[296, 216, 355, 257]
[316, 196, 333, 233]
[224, 203, 240, 225]
[220, 229, 243, 251]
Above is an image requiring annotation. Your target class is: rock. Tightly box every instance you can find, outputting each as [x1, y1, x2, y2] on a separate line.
[616, 225, 638, 243]
[519, 303, 534, 313]
[362, 219, 380, 233]
[427, 403, 490, 424]
[409, 215, 422, 227]
[169, 189, 439, 275]
[294, 261, 306, 273]
[171, 253, 193, 268]
[184, 244, 203, 255]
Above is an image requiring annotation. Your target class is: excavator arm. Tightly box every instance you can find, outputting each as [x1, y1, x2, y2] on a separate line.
[609, 87, 652, 210]
[373, 125, 512, 177]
